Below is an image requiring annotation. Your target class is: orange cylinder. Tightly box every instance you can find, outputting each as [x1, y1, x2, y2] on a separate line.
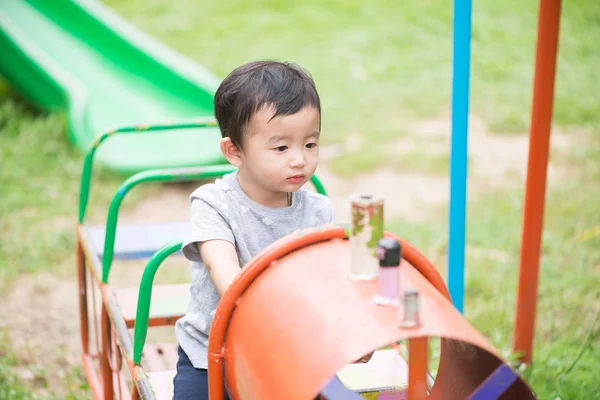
[208, 228, 535, 399]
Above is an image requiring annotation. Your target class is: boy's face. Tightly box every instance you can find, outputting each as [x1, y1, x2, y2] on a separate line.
[237, 105, 321, 203]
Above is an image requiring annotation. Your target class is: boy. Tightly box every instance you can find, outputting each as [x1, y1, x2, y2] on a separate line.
[173, 60, 335, 399]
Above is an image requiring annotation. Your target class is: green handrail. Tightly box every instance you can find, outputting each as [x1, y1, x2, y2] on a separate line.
[78, 117, 219, 223]
[100, 167, 327, 283]
[133, 240, 183, 365]
[100, 164, 234, 283]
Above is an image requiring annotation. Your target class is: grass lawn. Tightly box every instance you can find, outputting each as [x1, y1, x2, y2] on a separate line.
[388, 134, 600, 399]
[1, 0, 599, 398]
[104, 0, 599, 175]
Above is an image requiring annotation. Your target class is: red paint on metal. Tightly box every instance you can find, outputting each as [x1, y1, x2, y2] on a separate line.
[82, 353, 102, 400]
[204, 226, 535, 399]
[77, 238, 89, 354]
[513, 0, 562, 365]
[100, 306, 114, 400]
[408, 337, 428, 400]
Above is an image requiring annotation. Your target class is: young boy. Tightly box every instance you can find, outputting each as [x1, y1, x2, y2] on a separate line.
[173, 60, 335, 399]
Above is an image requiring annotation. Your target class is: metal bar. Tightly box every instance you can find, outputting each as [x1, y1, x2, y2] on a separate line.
[100, 306, 114, 400]
[513, 0, 562, 365]
[467, 364, 519, 400]
[132, 241, 183, 365]
[77, 237, 89, 354]
[77, 117, 218, 223]
[448, 0, 473, 314]
[78, 224, 107, 282]
[408, 337, 428, 400]
[100, 164, 235, 283]
[393, 342, 435, 391]
[100, 284, 135, 360]
[100, 165, 327, 283]
[81, 353, 103, 400]
[91, 269, 101, 361]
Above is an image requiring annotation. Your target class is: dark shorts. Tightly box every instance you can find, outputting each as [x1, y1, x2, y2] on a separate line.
[172, 346, 230, 400]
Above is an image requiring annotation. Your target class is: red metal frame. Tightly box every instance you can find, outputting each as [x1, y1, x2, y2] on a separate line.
[208, 227, 534, 400]
[513, 0, 562, 365]
[408, 337, 428, 400]
[77, 224, 137, 400]
[207, 226, 449, 400]
[208, 227, 530, 400]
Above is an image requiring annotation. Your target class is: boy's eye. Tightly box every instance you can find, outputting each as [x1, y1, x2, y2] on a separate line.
[275, 146, 288, 152]
[306, 142, 318, 149]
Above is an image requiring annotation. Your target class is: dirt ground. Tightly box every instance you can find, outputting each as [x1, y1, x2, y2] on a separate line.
[0, 117, 573, 395]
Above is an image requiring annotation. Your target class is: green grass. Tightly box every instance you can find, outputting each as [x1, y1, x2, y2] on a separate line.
[325, 127, 454, 177]
[104, 0, 600, 174]
[0, 84, 159, 398]
[0, 0, 599, 398]
[0, 87, 137, 291]
[0, 332, 89, 400]
[387, 134, 600, 399]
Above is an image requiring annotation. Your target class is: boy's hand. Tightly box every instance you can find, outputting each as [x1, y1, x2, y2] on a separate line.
[198, 240, 241, 297]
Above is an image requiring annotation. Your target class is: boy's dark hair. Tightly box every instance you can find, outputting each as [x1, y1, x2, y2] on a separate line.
[214, 60, 321, 149]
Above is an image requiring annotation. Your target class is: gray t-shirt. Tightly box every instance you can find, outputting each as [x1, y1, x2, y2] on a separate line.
[175, 170, 335, 369]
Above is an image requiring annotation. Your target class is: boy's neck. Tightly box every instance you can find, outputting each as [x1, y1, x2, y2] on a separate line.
[236, 172, 292, 208]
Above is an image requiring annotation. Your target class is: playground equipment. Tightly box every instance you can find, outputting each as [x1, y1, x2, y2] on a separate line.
[69, 119, 537, 399]
[75, 132, 537, 398]
[447, 2, 563, 364]
[0, 0, 226, 174]
[1, 0, 564, 396]
[445, 0, 563, 367]
[73, 119, 330, 398]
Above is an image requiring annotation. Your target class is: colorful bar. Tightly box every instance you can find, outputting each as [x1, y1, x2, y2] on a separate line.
[132, 241, 183, 365]
[407, 337, 428, 400]
[448, 0, 473, 314]
[467, 364, 519, 400]
[513, 0, 562, 364]
[78, 118, 217, 223]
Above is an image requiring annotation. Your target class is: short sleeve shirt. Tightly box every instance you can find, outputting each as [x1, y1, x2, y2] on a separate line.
[175, 171, 335, 369]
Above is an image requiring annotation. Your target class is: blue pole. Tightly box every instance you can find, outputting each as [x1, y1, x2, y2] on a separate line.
[448, 0, 472, 314]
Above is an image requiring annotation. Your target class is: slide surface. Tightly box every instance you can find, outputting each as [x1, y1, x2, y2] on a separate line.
[0, 0, 227, 174]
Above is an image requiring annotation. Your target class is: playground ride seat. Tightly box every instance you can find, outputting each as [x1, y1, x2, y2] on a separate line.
[125, 225, 536, 400]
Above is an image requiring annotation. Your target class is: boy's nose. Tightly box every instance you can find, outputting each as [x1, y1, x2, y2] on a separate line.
[290, 151, 306, 168]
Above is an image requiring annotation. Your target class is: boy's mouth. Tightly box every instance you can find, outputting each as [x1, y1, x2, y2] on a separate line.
[287, 174, 305, 183]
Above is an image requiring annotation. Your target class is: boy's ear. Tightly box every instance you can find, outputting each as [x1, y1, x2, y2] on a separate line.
[220, 137, 243, 167]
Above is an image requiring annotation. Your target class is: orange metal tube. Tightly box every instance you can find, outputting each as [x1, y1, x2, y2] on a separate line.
[513, 0, 562, 365]
[207, 225, 450, 399]
[408, 337, 428, 400]
[100, 305, 114, 400]
[82, 353, 102, 400]
[222, 234, 535, 399]
[77, 237, 89, 355]
[207, 227, 343, 400]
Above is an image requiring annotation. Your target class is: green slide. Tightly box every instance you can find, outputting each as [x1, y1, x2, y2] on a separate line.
[0, 0, 227, 174]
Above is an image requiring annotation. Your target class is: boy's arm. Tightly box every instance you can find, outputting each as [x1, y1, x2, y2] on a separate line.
[197, 239, 241, 297]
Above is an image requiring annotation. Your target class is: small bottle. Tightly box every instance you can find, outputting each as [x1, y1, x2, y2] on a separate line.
[372, 237, 402, 306]
[400, 289, 420, 328]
